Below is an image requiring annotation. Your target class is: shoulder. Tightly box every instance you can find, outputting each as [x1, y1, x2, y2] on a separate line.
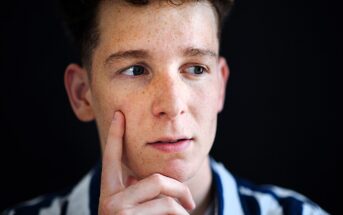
[2, 166, 98, 215]
[2, 190, 71, 215]
[236, 177, 329, 215]
[210, 159, 330, 215]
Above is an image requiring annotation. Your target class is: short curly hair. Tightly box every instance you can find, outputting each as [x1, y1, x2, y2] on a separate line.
[58, 0, 234, 70]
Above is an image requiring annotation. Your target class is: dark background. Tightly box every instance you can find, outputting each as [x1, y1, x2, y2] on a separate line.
[1, 0, 341, 214]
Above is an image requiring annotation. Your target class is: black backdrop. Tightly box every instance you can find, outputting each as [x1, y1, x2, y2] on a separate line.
[1, 0, 341, 214]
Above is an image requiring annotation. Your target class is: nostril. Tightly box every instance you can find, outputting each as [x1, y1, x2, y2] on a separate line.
[159, 112, 167, 116]
[151, 92, 186, 119]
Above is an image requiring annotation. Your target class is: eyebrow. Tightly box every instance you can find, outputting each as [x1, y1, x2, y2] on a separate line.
[104, 49, 149, 66]
[183, 47, 218, 58]
[104, 47, 218, 67]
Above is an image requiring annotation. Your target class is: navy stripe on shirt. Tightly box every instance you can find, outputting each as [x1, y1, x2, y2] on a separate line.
[2, 160, 330, 215]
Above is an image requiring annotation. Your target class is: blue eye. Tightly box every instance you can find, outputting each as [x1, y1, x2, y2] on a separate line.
[121, 65, 146, 76]
[185, 66, 206, 75]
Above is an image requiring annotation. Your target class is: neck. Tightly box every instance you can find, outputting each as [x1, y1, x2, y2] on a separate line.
[186, 157, 213, 215]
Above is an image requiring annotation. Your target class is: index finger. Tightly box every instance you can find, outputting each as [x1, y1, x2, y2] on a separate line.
[100, 111, 125, 197]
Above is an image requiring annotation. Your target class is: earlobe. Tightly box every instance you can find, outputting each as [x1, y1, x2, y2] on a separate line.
[217, 57, 230, 112]
[64, 64, 95, 122]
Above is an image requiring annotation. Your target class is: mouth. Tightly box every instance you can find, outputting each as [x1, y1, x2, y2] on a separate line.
[148, 137, 193, 153]
[152, 137, 192, 144]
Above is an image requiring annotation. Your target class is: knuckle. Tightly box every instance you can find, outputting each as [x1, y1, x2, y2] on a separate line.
[164, 196, 177, 208]
[100, 198, 114, 213]
[116, 209, 130, 215]
[179, 183, 187, 192]
[184, 185, 191, 196]
[99, 196, 123, 215]
[151, 173, 164, 186]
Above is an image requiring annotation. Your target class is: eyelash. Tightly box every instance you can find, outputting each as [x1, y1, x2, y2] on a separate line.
[120, 65, 147, 76]
[119, 64, 209, 77]
[183, 65, 208, 75]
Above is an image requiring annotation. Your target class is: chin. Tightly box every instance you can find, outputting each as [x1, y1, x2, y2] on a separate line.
[130, 156, 196, 182]
[160, 159, 195, 182]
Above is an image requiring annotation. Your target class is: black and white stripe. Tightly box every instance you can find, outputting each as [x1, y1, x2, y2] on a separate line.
[3, 159, 329, 215]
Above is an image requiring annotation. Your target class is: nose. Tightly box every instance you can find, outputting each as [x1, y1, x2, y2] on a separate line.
[151, 74, 186, 120]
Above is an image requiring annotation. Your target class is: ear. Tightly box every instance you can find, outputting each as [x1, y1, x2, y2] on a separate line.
[64, 63, 95, 122]
[217, 57, 230, 113]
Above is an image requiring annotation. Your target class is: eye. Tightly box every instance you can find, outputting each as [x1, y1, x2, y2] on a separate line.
[185, 65, 207, 75]
[121, 65, 146, 76]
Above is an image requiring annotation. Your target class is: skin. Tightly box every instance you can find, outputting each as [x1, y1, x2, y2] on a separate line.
[64, 1, 229, 214]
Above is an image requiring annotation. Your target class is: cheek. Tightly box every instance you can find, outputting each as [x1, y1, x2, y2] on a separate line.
[190, 82, 220, 140]
[92, 83, 135, 149]
[92, 93, 122, 151]
[191, 82, 220, 117]
[99, 84, 143, 121]
[120, 91, 150, 141]
[120, 92, 153, 174]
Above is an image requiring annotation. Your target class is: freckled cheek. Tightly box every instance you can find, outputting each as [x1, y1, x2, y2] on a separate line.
[120, 92, 153, 170]
[102, 86, 144, 117]
[192, 85, 219, 113]
[119, 92, 151, 141]
[189, 85, 219, 139]
[194, 105, 217, 151]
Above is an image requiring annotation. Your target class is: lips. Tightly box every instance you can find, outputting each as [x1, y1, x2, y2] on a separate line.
[148, 137, 193, 153]
[150, 138, 191, 144]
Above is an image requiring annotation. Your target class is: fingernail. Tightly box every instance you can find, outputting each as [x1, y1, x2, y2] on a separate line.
[192, 200, 196, 210]
[113, 111, 118, 121]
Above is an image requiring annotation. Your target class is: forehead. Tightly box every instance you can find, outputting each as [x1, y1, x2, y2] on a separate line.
[97, 0, 218, 30]
[95, 1, 219, 57]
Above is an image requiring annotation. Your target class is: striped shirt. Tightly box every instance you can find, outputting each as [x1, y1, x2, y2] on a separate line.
[2, 159, 329, 215]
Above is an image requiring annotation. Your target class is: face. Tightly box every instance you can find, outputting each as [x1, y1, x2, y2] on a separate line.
[85, 1, 228, 182]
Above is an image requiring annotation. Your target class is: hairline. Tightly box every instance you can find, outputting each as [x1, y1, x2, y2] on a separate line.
[83, 0, 224, 76]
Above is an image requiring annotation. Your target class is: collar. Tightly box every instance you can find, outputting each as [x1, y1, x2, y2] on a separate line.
[211, 159, 244, 215]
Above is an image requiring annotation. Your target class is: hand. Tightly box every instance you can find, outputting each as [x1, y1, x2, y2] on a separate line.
[98, 111, 196, 215]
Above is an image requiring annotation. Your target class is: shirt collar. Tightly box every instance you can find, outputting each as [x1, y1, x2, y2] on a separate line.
[211, 158, 244, 215]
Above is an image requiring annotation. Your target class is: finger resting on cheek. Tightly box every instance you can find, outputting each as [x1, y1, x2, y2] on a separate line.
[100, 111, 126, 196]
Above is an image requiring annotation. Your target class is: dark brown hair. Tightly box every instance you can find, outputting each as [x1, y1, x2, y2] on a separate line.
[58, 0, 234, 70]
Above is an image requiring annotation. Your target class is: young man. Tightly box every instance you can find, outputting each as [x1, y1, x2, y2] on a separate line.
[3, 0, 329, 214]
